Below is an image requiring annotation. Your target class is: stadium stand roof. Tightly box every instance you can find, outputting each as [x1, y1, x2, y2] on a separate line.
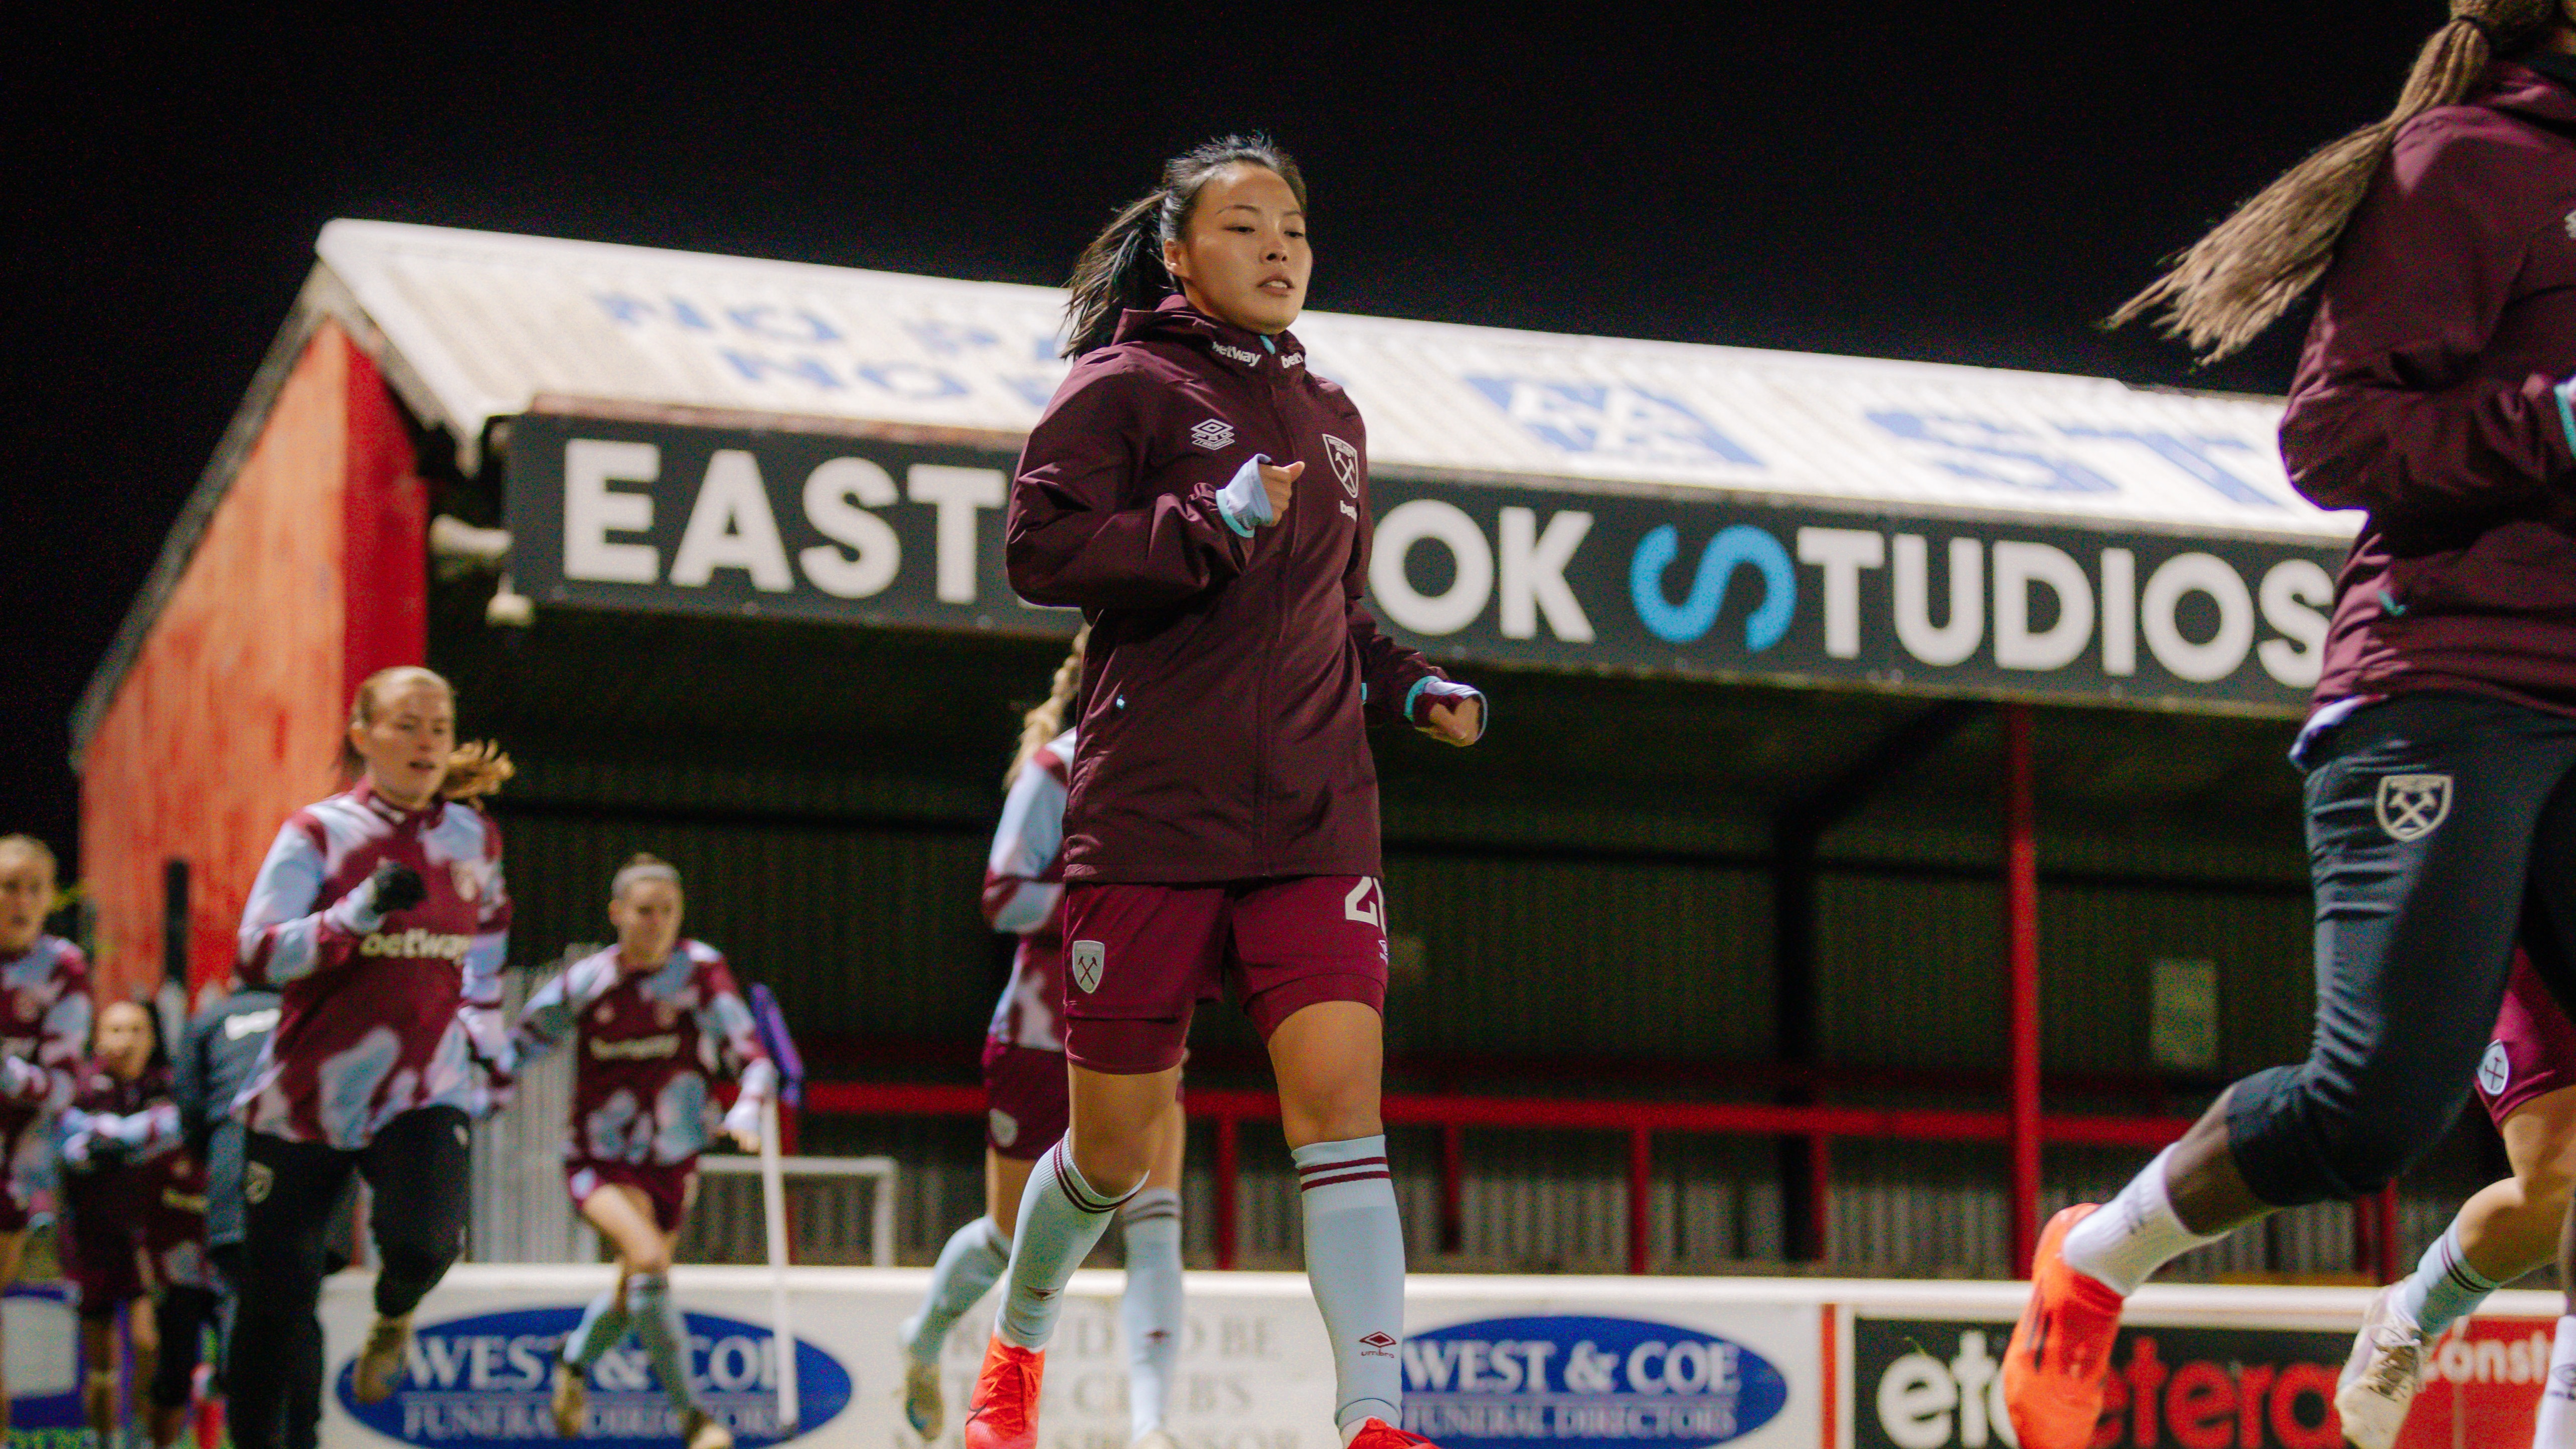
[314, 220, 2352, 546]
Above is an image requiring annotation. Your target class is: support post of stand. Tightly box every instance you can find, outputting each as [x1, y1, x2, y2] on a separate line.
[2004, 703, 2043, 1278]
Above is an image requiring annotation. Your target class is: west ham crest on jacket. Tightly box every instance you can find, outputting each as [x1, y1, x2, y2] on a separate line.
[1322, 434, 1358, 496]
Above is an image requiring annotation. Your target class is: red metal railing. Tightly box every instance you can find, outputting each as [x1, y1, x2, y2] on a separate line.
[804, 1078, 2214, 1275]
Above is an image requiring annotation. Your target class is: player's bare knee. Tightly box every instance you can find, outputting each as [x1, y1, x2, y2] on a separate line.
[1068, 1136, 1151, 1198]
[1279, 1083, 1381, 1147]
[2525, 1151, 2576, 1213]
[625, 1243, 674, 1277]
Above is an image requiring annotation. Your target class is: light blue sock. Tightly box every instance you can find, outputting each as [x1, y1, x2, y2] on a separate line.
[1294, 1136, 1405, 1432]
[901, 1216, 1010, 1364]
[1119, 1189, 1184, 1437]
[625, 1272, 700, 1414]
[561, 1286, 628, 1369]
[2394, 1222, 2502, 1336]
[997, 1142, 1133, 1350]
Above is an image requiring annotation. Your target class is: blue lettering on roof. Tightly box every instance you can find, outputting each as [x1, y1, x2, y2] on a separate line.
[1467, 378, 1763, 465]
[1870, 410, 2118, 494]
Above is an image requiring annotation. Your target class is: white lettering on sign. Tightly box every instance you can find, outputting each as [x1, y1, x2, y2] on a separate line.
[1892, 535, 1983, 667]
[2258, 558, 2334, 690]
[2101, 548, 2138, 676]
[2141, 552, 2253, 683]
[1991, 541, 2094, 672]
[563, 440, 661, 584]
[1371, 500, 1494, 637]
[1797, 528, 1884, 660]
[670, 450, 793, 592]
[1875, 1331, 2007, 1449]
[905, 465, 1007, 604]
[1498, 508, 1595, 642]
[798, 457, 902, 599]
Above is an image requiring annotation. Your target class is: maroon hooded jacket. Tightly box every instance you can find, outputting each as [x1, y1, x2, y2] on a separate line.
[1006, 296, 1464, 884]
[2282, 61, 2576, 715]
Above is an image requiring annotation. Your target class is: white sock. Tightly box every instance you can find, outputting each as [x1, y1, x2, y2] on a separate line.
[997, 1141, 1133, 1351]
[2395, 1222, 2501, 1338]
[1120, 1188, 1184, 1438]
[625, 1272, 699, 1414]
[561, 1285, 628, 1369]
[2059, 1147, 2225, 1297]
[1295, 1135, 1405, 1433]
[902, 1216, 1010, 1364]
[2537, 1316, 2576, 1448]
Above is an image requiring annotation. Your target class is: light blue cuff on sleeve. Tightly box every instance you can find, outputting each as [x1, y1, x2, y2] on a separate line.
[1216, 453, 1273, 537]
[2556, 377, 2576, 460]
[1405, 678, 1487, 736]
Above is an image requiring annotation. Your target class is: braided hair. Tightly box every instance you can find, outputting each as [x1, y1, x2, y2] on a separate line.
[1005, 627, 1089, 789]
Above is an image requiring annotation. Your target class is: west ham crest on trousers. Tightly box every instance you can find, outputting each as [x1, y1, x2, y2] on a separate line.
[2375, 773, 2452, 842]
[1322, 434, 1359, 495]
[1070, 939, 1105, 993]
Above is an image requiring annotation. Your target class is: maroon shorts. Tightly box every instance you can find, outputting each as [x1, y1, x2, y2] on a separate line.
[2478, 950, 2576, 1123]
[567, 1159, 699, 1235]
[983, 1041, 1071, 1161]
[60, 1170, 144, 1315]
[1061, 875, 1390, 1074]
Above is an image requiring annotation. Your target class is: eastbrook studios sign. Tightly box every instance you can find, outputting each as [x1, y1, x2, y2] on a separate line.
[503, 415, 2349, 714]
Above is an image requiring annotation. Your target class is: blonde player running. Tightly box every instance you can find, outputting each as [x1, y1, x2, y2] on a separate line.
[897, 630, 1188, 1446]
[520, 855, 774, 1449]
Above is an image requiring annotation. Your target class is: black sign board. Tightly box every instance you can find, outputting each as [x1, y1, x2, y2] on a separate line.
[1850, 1316, 2351, 1449]
[504, 414, 2347, 714]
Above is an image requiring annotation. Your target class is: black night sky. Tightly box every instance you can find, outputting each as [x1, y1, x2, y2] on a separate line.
[4, 4, 2440, 872]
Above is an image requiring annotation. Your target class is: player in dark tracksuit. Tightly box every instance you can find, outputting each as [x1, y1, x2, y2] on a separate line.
[962, 136, 1484, 1449]
[176, 981, 346, 1449]
[2002, 11, 2576, 1449]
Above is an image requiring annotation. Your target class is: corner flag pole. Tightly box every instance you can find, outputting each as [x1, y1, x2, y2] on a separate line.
[748, 985, 806, 1435]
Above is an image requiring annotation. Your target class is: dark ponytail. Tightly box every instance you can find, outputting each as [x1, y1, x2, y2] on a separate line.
[1062, 134, 1309, 357]
[2113, 0, 2559, 361]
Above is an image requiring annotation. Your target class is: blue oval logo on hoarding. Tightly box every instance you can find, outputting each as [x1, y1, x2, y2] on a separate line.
[334, 1307, 851, 1448]
[1400, 1315, 1789, 1448]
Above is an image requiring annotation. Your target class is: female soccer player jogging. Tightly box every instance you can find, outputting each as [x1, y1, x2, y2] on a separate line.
[519, 854, 773, 1449]
[966, 135, 1486, 1449]
[57, 997, 183, 1445]
[0, 834, 89, 1435]
[897, 631, 1190, 1447]
[2002, 7, 2576, 1448]
[228, 667, 515, 1449]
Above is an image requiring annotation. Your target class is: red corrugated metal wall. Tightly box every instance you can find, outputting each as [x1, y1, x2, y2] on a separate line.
[78, 323, 423, 1002]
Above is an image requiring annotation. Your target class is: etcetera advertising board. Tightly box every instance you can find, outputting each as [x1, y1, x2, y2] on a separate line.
[273, 1270, 2576, 1447]
[504, 416, 2347, 715]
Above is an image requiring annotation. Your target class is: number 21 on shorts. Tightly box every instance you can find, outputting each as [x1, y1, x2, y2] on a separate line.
[1344, 877, 1386, 930]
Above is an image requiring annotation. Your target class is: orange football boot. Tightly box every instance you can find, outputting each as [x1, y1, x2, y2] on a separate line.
[1344, 1419, 1440, 1447]
[2001, 1204, 2128, 1449]
[961, 1336, 1045, 1449]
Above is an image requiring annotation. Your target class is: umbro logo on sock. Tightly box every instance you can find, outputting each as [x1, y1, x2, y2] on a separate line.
[1358, 1331, 1399, 1357]
[1030, 1289, 1056, 1301]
